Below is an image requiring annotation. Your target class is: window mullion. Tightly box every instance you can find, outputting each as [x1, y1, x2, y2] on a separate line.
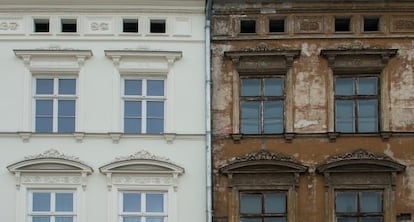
[53, 78, 59, 132]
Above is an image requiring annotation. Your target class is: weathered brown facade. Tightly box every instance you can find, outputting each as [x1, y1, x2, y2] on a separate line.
[211, 1, 414, 222]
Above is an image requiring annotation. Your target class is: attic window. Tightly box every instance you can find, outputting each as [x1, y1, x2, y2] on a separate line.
[269, 18, 285, 33]
[61, 19, 77, 33]
[240, 20, 256, 33]
[364, 17, 380, 32]
[34, 19, 49, 32]
[123, 19, 138, 33]
[150, 19, 166, 33]
[335, 18, 351, 32]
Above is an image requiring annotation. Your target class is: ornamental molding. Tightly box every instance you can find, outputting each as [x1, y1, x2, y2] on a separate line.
[112, 175, 174, 186]
[24, 149, 80, 162]
[232, 149, 298, 163]
[326, 149, 393, 163]
[113, 150, 171, 163]
[21, 175, 82, 185]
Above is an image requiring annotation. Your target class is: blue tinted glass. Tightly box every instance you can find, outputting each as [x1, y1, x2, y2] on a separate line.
[240, 194, 261, 214]
[265, 193, 286, 214]
[125, 101, 141, 117]
[335, 78, 354, 95]
[361, 192, 382, 213]
[147, 119, 163, 134]
[58, 117, 75, 133]
[360, 217, 383, 222]
[241, 79, 260, 96]
[125, 80, 142, 95]
[335, 101, 355, 132]
[123, 217, 141, 222]
[55, 217, 73, 222]
[358, 100, 378, 132]
[123, 193, 141, 212]
[147, 102, 164, 118]
[241, 102, 260, 134]
[240, 219, 261, 222]
[56, 193, 73, 212]
[337, 218, 357, 222]
[33, 192, 51, 211]
[36, 100, 53, 115]
[58, 100, 75, 116]
[59, 79, 76, 95]
[36, 117, 53, 132]
[358, 78, 377, 95]
[264, 101, 283, 134]
[124, 118, 141, 134]
[147, 80, 164, 96]
[33, 217, 51, 222]
[146, 218, 164, 222]
[146, 193, 164, 212]
[264, 78, 283, 96]
[36, 79, 54, 94]
[336, 192, 357, 213]
[264, 218, 286, 222]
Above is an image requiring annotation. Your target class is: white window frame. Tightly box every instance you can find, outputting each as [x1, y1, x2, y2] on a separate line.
[119, 191, 168, 222]
[33, 76, 78, 133]
[28, 190, 77, 222]
[58, 17, 79, 34]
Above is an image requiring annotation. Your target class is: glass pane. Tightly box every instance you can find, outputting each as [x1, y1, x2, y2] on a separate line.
[36, 117, 53, 133]
[125, 80, 142, 95]
[336, 192, 357, 213]
[264, 101, 283, 134]
[58, 117, 75, 133]
[147, 119, 163, 134]
[335, 78, 354, 95]
[56, 193, 73, 212]
[55, 217, 73, 222]
[36, 79, 54, 94]
[146, 193, 164, 212]
[58, 100, 75, 116]
[124, 118, 141, 133]
[358, 78, 378, 95]
[240, 193, 262, 214]
[240, 218, 261, 222]
[123, 193, 141, 212]
[146, 217, 164, 222]
[361, 192, 382, 212]
[147, 80, 164, 96]
[241, 79, 261, 96]
[361, 217, 383, 222]
[33, 192, 51, 211]
[147, 102, 164, 118]
[264, 78, 283, 96]
[123, 217, 141, 222]
[337, 218, 357, 222]
[33, 217, 51, 222]
[36, 100, 53, 115]
[335, 101, 355, 132]
[264, 218, 286, 222]
[265, 193, 286, 214]
[59, 79, 76, 95]
[241, 102, 260, 134]
[358, 100, 378, 132]
[125, 101, 142, 117]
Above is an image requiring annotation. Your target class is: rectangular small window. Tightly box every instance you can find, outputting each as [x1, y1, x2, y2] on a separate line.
[335, 76, 379, 133]
[120, 192, 167, 222]
[335, 18, 351, 32]
[240, 191, 287, 222]
[35, 78, 76, 133]
[269, 19, 285, 33]
[240, 77, 284, 134]
[240, 20, 256, 33]
[335, 191, 383, 222]
[123, 19, 139, 33]
[150, 19, 166, 33]
[123, 79, 165, 134]
[364, 17, 380, 32]
[61, 19, 77, 33]
[29, 191, 75, 222]
[34, 19, 49, 32]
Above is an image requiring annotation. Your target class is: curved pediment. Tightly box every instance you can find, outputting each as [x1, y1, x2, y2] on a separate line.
[317, 149, 406, 173]
[99, 150, 184, 175]
[220, 150, 307, 174]
[7, 149, 93, 174]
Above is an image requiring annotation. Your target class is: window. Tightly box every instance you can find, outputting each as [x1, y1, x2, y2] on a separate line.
[269, 18, 285, 33]
[335, 191, 383, 222]
[335, 18, 351, 32]
[334, 76, 379, 133]
[240, 191, 287, 222]
[120, 192, 167, 222]
[150, 19, 166, 33]
[35, 78, 76, 133]
[364, 17, 380, 32]
[240, 77, 284, 134]
[123, 19, 139, 33]
[61, 19, 77, 33]
[123, 79, 165, 134]
[240, 19, 256, 33]
[29, 191, 75, 222]
[34, 19, 49, 32]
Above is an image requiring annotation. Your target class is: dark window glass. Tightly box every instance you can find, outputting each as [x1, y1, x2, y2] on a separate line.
[123, 19, 138, 33]
[125, 80, 142, 96]
[58, 100, 76, 133]
[335, 18, 351, 32]
[150, 19, 166, 33]
[34, 19, 49, 32]
[147, 101, 164, 134]
[36, 79, 54, 94]
[364, 17, 380, 32]
[269, 19, 285, 33]
[123, 193, 141, 212]
[240, 20, 256, 33]
[124, 101, 142, 133]
[59, 79, 76, 95]
[240, 192, 287, 222]
[336, 191, 383, 222]
[61, 19, 77, 32]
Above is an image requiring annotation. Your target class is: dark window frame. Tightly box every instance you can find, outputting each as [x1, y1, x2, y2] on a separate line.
[335, 190, 384, 222]
[239, 190, 288, 222]
[363, 16, 381, 32]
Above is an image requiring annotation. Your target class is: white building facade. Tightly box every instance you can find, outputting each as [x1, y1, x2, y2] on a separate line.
[0, 1, 206, 222]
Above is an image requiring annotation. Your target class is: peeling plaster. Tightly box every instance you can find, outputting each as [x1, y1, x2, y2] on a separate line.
[295, 119, 319, 129]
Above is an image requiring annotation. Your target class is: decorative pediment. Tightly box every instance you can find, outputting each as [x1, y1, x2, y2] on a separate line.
[220, 150, 307, 174]
[317, 149, 406, 173]
[14, 49, 92, 74]
[224, 50, 300, 74]
[105, 50, 182, 76]
[320, 48, 397, 74]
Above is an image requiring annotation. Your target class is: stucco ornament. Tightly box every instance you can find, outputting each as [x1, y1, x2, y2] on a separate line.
[326, 149, 392, 163]
[113, 150, 171, 162]
[230, 149, 299, 164]
[24, 149, 81, 162]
